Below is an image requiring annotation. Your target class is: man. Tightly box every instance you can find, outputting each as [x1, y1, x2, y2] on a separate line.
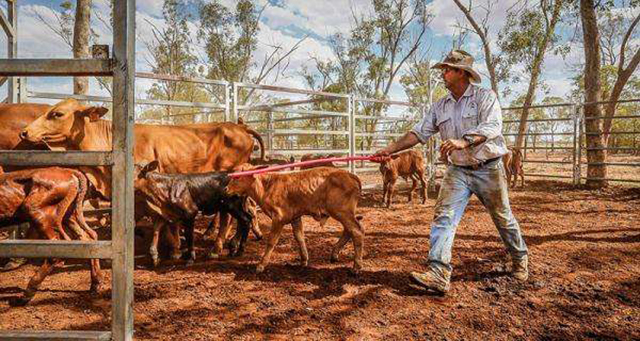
[374, 50, 528, 294]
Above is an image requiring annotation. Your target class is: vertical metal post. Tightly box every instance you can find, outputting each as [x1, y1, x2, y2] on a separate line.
[267, 111, 274, 156]
[17, 77, 27, 103]
[575, 105, 583, 186]
[111, 0, 135, 340]
[348, 96, 355, 173]
[231, 83, 238, 123]
[224, 82, 230, 122]
[7, 0, 18, 103]
[572, 104, 579, 186]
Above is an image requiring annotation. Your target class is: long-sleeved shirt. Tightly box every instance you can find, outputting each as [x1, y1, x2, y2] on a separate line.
[411, 84, 509, 166]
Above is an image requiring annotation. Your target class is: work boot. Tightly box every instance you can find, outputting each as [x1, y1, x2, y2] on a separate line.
[410, 266, 451, 294]
[1, 258, 27, 271]
[512, 255, 529, 281]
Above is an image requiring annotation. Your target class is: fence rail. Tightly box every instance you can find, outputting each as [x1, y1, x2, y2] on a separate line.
[13, 75, 640, 188]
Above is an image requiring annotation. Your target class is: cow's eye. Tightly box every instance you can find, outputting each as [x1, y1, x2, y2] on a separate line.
[50, 112, 64, 118]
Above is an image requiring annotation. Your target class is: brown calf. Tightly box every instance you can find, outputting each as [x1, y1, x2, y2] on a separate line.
[379, 150, 427, 208]
[0, 168, 101, 305]
[503, 147, 524, 188]
[226, 167, 365, 273]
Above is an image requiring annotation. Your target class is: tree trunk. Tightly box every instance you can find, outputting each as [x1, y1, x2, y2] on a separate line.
[602, 14, 640, 146]
[514, 0, 562, 149]
[580, 0, 607, 188]
[73, 0, 91, 96]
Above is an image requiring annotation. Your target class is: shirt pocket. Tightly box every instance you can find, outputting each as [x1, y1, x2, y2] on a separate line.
[461, 103, 479, 133]
[436, 114, 452, 139]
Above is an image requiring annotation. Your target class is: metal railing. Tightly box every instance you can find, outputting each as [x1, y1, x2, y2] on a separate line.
[25, 72, 230, 125]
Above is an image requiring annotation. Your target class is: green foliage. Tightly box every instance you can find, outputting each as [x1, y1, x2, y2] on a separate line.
[198, 0, 260, 83]
[497, 0, 567, 97]
[302, 0, 430, 150]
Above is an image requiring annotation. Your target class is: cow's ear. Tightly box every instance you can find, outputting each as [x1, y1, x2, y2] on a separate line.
[139, 160, 159, 177]
[81, 106, 109, 122]
[145, 160, 160, 173]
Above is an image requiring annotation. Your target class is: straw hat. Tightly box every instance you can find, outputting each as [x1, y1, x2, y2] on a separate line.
[432, 50, 482, 84]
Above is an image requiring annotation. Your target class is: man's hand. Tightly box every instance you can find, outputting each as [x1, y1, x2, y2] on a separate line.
[372, 148, 393, 163]
[439, 139, 470, 157]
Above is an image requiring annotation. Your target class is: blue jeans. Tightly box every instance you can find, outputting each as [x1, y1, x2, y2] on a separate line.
[429, 159, 528, 273]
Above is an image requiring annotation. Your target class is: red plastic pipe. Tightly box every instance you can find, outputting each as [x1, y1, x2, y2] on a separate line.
[228, 155, 388, 178]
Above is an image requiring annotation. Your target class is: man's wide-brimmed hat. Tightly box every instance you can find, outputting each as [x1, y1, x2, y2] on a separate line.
[432, 50, 482, 84]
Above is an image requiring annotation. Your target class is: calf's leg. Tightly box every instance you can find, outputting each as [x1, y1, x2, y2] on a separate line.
[334, 213, 365, 272]
[291, 218, 308, 267]
[330, 229, 351, 263]
[257, 220, 286, 273]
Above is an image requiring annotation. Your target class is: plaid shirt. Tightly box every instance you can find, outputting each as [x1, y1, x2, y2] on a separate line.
[411, 84, 509, 166]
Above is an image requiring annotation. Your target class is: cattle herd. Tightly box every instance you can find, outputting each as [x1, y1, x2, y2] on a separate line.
[0, 99, 525, 304]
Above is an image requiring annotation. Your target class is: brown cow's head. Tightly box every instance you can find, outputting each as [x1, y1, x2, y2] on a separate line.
[20, 99, 109, 145]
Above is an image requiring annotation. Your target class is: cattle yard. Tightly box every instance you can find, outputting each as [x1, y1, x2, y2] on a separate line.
[1, 1, 640, 341]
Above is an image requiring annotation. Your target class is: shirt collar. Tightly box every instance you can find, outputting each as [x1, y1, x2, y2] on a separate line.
[446, 84, 475, 103]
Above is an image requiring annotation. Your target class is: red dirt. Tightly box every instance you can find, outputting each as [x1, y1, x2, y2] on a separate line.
[1, 180, 639, 340]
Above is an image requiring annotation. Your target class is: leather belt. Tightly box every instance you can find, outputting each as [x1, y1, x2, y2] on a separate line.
[455, 156, 502, 170]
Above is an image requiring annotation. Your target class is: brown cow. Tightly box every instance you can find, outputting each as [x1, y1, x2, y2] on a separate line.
[379, 150, 427, 208]
[503, 147, 524, 188]
[226, 167, 365, 273]
[0, 103, 50, 151]
[0, 167, 101, 305]
[250, 154, 295, 168]
[299, 153, 339, 170]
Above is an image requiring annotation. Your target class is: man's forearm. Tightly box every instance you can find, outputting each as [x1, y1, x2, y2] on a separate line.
[384, 132, 421, 154]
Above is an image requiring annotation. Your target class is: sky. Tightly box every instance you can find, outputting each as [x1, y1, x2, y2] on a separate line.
[0, 0, 637, 107]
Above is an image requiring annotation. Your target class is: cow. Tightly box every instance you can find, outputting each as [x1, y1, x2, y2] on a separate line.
[250, 154, 295, 168]
[20, 98, 265, 264]
[226, 167, 365, 273]
[299, 153, 339, 170]
[0, 167, 101, 305]
[503, 147, 524, 188]
[133, 161, 255, 266]
[0, 103, 50, 151]
[378, 150, 427, 208]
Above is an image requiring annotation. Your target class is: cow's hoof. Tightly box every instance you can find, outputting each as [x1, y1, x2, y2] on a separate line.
[256, 265, 265, 273]
[185, 259, 194, 267]
[254, 235, 263, 241]
[206, 252, 220, 260]
[170, 252, 182, 261]
[9, 296, 32, 307]
[1, 258, 27, 272]
[231, 249, 245, 258]
[299, 260, 308, 267]
[90, 283, 102, 294]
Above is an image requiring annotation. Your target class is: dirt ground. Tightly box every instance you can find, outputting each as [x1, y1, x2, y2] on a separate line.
[1, 179, 639, 340]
